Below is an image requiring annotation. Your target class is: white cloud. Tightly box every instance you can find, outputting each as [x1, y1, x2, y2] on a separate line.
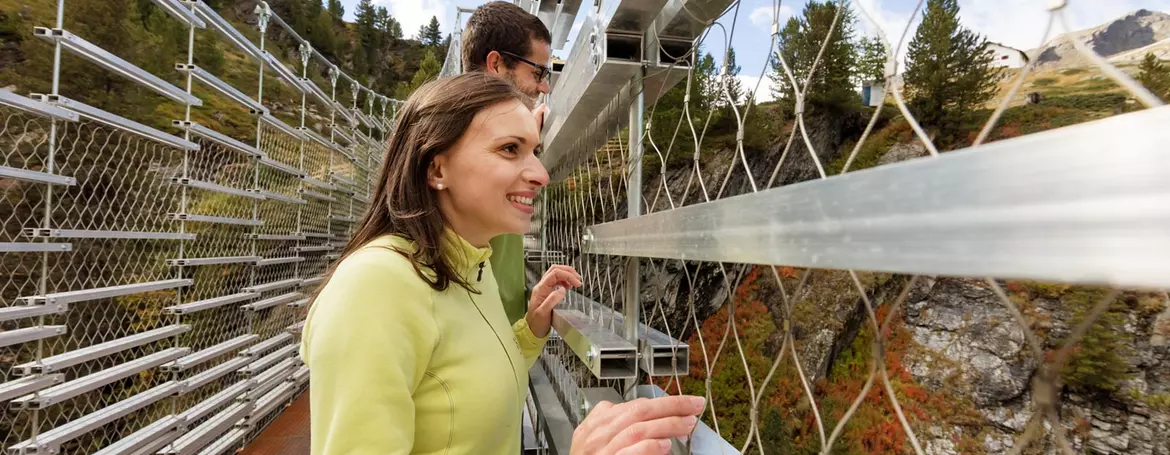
[749, 5, 794, 32]
[378, 0, 454, 38]
[736, 74, 776, 103]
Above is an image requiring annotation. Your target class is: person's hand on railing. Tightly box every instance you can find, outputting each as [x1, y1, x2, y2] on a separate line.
[526, 264, 582, 337]
[570, 395, 706, 455]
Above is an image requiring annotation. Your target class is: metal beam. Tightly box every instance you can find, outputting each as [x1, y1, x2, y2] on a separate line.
[164, 292, 258, 315]
[163, 334, 259, 373]
[11, 348, 188, 409]
[20, 279, 192, 305]
[0, 89, 77, 121]
[161, 401, 252, 455]
[256, 256, 305, 267]
[528, 364, 575, 455]
[187, 0, 263, 61]
[240, 333, 294, 358]
[25, 228, 195, 240]
[45, 94, 199, 150]
[7, 382, 181, 453]
[149, 0, 204, 28]
[240, 292, 303, 311]
[0, 374, 64, 403]
[91, 415, 184, 455]
[34, 28, 201, 106]
[0, 242, 71, 253]
[172, 177, 263, 200]
[585, 106, 1170, 289]
[180, 378, 254, 423]
[179, 356, 250, 395]
[177, 64, 265, 114]
[174, 121, 263, 157]
[15, 324, 190, 375]
[572, 292, 688, 377]
[551, 309, 637, 379]
[195, 428, 246, 455]
[166, 255, 262, 266]
[240, 344, 298, 374]
[0, 304, 68, 323]
[259, 113, 306, 140]
[258, 156, 303, 178]
[249, 189, 306, 204]
[167, 213, 262, 226]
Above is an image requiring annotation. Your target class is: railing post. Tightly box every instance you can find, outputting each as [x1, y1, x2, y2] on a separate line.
[31, 0, 69, 444]
[248, 1, 272, 336]
[622, 67, 644, 398]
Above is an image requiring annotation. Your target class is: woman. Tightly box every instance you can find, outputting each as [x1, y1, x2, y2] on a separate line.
[302, 72, 705, 455]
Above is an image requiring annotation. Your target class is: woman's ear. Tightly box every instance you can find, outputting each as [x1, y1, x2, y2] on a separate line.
[427, 156, 446, 190]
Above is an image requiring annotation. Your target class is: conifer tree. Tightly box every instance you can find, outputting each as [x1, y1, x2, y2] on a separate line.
[769, 1, 858, 112]
[327, 0, 344, 22]
[1136, 52, 1170, 101]
[903, 0, 998, 132]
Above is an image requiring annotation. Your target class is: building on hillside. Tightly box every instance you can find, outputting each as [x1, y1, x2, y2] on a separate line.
[860, 80, 885, 107]
[987, 42, 1029, 69]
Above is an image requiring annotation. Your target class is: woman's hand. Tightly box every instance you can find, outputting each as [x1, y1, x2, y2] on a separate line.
[526, 265, 581, 338]
[570, 395, 706, 455]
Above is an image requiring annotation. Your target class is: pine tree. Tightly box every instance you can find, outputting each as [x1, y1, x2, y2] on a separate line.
[721, 47, 743, 105]
[1136, 53, 1170, 101]
[374, 7, 391, 48]
[696, 52, 720, 113]
[855, 35, 886, 84]
[769, 1, 858, 113]
[903, 0, 998, 133]
[423, 16, 443, 46]
[353, 0, 377, 77]
[327, 0, 344, 22]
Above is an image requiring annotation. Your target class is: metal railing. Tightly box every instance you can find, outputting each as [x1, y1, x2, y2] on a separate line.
[514, 0, 1170, 454]
[0, 0, 395, 453]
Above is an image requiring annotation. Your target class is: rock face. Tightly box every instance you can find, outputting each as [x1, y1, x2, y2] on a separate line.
[903, 278, 1036, 407]
[901, 277, 1170, 455]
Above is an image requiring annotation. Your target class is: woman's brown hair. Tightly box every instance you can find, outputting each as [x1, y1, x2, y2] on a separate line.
[312, 72, 530, 298]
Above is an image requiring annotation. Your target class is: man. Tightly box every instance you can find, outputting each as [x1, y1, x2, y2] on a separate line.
[462, 1, 553, 325]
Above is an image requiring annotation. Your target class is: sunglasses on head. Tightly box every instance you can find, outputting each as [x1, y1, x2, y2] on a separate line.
[498, 50, 551, 82]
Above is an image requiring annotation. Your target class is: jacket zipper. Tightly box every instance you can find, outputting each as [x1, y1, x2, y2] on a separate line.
[477, 262, 484, 281]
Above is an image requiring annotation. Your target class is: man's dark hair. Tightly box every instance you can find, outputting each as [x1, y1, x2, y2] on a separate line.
[462, 1, 552, 72]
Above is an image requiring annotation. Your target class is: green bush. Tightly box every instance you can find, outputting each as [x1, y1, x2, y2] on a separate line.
[1061, 288, 1132, 394]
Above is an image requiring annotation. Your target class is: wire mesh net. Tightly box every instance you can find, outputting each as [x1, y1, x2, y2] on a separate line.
[535, 1, 1169, 454]
[0, 0, 383, 452]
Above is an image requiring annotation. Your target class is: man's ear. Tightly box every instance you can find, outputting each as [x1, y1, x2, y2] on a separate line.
[485, 50, 505, 75]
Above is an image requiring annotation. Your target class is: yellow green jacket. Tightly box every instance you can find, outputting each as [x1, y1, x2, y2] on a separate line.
[301, 232, 549, 454]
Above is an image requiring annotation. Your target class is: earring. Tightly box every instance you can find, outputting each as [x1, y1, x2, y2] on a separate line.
[436, 183, 445, 190]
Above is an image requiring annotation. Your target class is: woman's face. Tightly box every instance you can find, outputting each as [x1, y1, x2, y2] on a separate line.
[429, 99, 548, 247]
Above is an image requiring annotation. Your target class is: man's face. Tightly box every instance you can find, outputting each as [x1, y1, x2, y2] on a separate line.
[500, 38, 552, 101]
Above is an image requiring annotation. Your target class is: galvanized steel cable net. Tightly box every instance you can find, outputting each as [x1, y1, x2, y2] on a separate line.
[0, 0, 393, 452]
[1, 0, 1169, 454]
[526, 0, 1169, 454]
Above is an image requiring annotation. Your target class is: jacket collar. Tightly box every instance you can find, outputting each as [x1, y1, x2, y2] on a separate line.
[440, 228, 493, 281]
[364, 229, 492, 282]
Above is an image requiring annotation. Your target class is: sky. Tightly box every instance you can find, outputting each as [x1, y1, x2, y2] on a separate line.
[341, 0, 1170, 102]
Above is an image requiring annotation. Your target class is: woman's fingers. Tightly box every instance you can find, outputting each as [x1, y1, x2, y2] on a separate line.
[542, 266, 582, 287]
[537, 286, 566, 314]
[583, 396, 705, 449]
[605, 416, 696, 453]
[612, 439, 673, 455]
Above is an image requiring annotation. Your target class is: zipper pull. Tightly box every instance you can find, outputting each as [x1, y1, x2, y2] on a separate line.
[477, 262, 484, 282]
